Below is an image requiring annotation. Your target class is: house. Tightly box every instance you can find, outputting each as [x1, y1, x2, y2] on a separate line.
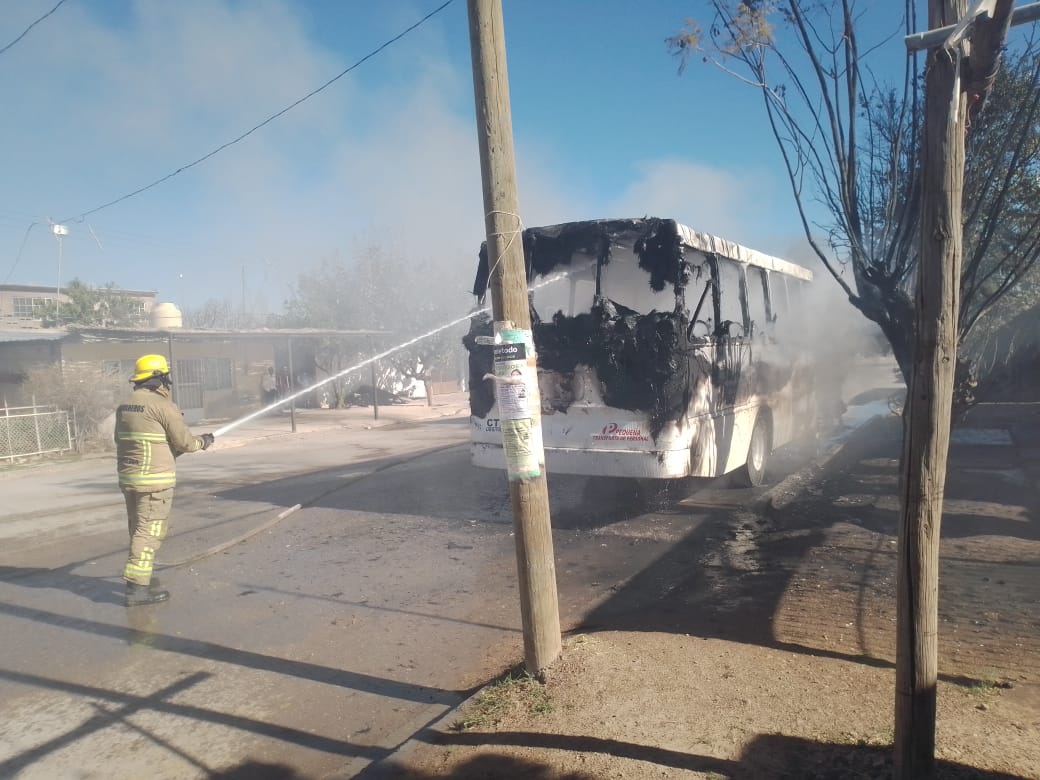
[0, 324, 384, 422]
[0, 283, 156, 326]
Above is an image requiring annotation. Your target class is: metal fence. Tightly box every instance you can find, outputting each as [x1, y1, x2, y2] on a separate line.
[0, 403, 73, 462]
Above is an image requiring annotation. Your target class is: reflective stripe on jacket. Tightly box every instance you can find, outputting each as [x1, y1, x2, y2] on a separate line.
[115, 385, 204, 492]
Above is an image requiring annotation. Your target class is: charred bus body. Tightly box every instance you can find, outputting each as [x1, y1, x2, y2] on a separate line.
[464, 217, 815, 486]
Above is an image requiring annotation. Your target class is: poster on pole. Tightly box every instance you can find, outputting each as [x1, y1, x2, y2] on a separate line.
[493, 328, 543, 480]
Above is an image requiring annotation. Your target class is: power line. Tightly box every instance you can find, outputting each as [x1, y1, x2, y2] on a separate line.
[3, 222, 38, 284]
[0, 0, 69, 58]
[60, 0, 456, 224]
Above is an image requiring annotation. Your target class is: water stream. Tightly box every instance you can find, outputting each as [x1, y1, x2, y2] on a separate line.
[212, 271, 569, 437]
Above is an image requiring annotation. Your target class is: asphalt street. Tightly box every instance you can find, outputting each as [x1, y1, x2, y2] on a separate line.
[0, 411, 789, 779]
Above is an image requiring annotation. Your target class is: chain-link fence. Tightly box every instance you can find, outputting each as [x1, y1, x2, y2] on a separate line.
[0, 404, 73, 462]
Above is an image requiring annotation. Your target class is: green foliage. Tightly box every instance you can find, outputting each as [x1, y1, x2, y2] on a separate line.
[449, 670, 553, 731]
[35, 279, 148, 329]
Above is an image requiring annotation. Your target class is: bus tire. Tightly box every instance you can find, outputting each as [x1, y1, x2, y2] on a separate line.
[741, 414, 771, 487]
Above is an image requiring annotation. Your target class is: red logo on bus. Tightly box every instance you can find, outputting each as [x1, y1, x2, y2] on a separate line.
[593, 422, 648, 441]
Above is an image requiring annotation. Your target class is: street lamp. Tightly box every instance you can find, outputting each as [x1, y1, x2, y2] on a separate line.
[51, 223, 68, 318]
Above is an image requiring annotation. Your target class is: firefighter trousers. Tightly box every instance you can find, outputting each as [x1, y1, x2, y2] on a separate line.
[122, 488, 174, 586]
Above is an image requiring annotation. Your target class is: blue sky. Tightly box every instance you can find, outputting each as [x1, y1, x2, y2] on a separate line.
[0, 1, 910, 313]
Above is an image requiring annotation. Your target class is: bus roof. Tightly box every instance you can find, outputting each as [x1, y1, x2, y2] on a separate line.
[473, 217, 813, 299]
[520, 217, 814, 281]
[672, 221, 814, 282]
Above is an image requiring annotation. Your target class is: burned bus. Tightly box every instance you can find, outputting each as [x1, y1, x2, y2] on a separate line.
[464, 217, 815, 486]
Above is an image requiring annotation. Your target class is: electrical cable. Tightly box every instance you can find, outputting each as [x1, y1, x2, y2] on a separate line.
[3, 222, 38, 284]
[0, 0, 68, 58]
[58, 0, 455, 224]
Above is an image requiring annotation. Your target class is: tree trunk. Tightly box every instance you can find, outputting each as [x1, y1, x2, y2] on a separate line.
[850, 289, 915, 385]
[894, 2, 966, 776]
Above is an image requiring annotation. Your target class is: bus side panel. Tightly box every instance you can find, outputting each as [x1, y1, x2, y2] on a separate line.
[764, 358, 816, 450]
[718, 404, 758, 476]
[471, 392, 697, 478]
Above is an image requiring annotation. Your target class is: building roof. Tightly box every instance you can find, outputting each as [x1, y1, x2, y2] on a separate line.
[70, 327, 388, 341]
[0, 329, 68, 343]
[0, 326, 389, 345]
[0, 283, 157, 297]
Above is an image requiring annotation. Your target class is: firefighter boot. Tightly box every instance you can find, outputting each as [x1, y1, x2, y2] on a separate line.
[126, 582, 170, 607]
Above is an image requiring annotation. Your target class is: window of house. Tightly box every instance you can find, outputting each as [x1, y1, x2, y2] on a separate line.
[13, 297, 50, 318]
[204, 358, 233, 391]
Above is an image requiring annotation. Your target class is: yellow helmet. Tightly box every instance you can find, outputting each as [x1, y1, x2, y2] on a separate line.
[131, 354, 170, 382]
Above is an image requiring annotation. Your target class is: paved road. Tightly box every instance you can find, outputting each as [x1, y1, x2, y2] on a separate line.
[0, 411, 803, 779]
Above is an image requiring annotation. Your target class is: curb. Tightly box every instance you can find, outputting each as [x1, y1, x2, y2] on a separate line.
[353, 693, 476, 779]
[756, 415, 889, 514]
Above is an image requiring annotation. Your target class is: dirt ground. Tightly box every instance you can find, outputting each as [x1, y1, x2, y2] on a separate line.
[377, 412, 1040, 779]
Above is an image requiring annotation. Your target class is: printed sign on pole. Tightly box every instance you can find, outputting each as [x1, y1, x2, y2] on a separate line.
[492, 328, 543, 479]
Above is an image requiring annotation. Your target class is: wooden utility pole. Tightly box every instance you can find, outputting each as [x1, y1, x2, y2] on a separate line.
[466, 0, 562, 675]
[896, 1, 1016, 776]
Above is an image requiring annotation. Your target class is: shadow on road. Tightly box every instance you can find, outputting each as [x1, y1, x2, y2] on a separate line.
[0, 600, 464, 707]
[374, 730, 1031, 779]
[0, 666, 393, 777]
[208, 761, 312, 779]
[0, 597, 471, 774]
[214, 442, 755, 532]
[0, 564, 125, 606]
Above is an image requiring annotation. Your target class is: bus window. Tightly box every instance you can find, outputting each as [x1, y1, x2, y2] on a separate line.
[769, 272, 790, 323]
[745, 267, 769, 337]
[600, 248, 674, 313]
[530, 252, 597, 317]
[687, 256, 714, 338]
[716, 258, 746, 337]
[787, 278, 806, 329]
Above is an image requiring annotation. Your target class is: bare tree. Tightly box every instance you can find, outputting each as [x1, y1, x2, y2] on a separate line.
[181, 298, 233, 329]
[896, 3, 1017, 776]
[959, 44, 1040, 338]
[282, 246, 469, 406]
[280, 255, 365, 407]
[23, 363, 125, 451]
[669, 2, 1040, 389]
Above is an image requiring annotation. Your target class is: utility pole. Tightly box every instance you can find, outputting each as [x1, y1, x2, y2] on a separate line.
[52, 223, 68, 318]
[467, 0, 561, 676]
[896, 2, 1016, 777]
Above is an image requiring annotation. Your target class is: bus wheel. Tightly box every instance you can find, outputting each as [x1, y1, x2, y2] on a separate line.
[742, 415, 771, 487]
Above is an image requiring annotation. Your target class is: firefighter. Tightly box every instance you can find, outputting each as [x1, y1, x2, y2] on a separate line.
[115, 354, 214, 607]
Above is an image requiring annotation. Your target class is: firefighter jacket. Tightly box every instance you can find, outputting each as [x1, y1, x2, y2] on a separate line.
[115, 385, 205, 492]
